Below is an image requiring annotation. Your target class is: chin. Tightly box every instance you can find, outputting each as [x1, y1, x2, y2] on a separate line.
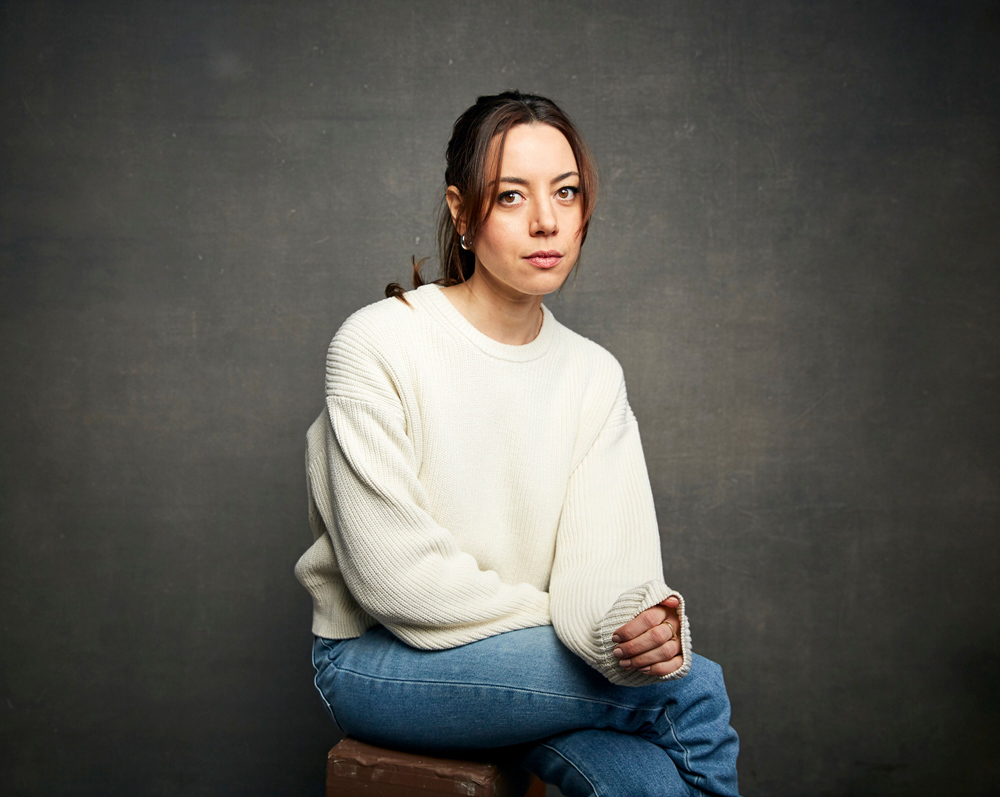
[546, 264, 576, 285]
[536, 275, 572, 295]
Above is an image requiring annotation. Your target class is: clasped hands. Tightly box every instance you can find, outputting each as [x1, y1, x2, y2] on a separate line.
[611, 595, 684, 677]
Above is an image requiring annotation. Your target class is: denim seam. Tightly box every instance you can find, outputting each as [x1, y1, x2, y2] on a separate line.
[661, 701, 703, 797]
[312, 640, 345, 733]
[538, 742, 601, 797]
[332, 665, 666, 716]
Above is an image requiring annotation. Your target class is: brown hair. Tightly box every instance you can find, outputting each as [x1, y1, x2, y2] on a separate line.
[385, 90, 599, 302]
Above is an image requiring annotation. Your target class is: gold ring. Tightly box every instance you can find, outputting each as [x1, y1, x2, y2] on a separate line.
[662, 620, 676, 641]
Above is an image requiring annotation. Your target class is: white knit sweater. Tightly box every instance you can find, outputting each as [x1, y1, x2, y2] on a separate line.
[294, 283, 691, 685]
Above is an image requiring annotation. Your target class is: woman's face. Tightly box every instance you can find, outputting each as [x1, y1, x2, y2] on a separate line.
[457, 123, 584, 300]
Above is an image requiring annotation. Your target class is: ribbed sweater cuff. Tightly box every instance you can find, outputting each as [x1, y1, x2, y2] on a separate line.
[595, 579, 692, 685]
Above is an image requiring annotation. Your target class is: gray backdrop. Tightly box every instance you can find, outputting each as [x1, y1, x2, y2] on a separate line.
[2, 1, 998, 795]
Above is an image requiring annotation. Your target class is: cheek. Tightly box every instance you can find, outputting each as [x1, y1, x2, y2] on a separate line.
[562, 209, 584, 244]
[561, 203, 583, 228]
[477, 219, 517, 256]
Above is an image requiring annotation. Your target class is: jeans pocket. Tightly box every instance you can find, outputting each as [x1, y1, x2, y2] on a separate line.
[312, 636, 347, 734]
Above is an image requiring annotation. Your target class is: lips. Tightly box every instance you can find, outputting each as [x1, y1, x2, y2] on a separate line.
[525, 250, 562, 269]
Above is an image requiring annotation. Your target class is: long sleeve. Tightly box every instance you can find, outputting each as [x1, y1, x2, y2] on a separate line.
[295, 285, 692, 659]
[303, 321, 551, 649]
[549, 375, 692, 686]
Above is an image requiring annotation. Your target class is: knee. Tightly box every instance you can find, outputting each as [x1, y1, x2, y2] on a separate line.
[687, 652, 727, 691]
[660, 653, 733, 725]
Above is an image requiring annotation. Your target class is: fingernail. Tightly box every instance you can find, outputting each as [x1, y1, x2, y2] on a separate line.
[611, 635, 621, 644]
[640, 667, 651, 673]
[619, 658, 631, 668]
[613, 647, 623, 659]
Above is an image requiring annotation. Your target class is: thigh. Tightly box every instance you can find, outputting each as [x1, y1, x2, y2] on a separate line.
[312, 624, 664, 751]
[312, 621, 738, 792]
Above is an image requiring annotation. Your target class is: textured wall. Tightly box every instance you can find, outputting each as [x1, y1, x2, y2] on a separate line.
[2, 1, 997, 794]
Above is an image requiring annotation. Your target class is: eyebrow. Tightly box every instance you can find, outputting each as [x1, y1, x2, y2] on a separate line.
[499, 171, 580, 186]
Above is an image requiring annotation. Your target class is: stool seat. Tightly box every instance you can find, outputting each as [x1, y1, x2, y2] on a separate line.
[327, 737, 545, 796]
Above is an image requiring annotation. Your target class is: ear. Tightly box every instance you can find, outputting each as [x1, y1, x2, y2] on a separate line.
[445, 186, 464, 235]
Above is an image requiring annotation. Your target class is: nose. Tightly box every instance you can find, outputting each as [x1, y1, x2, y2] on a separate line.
[530, 197, 558, 237]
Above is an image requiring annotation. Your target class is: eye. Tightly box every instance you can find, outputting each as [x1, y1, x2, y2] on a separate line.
[497, 190, 524, 207]
[556, 186, 580, 202]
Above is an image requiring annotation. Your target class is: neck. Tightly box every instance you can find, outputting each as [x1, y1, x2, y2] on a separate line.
[440, 272, 544, 346]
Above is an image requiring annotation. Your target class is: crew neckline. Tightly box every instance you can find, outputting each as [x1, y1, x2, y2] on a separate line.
[414, 283, 557, 362]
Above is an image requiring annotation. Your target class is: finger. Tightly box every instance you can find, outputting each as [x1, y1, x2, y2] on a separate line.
[615, 629, 682, 667]
[613, 596, 682, 642]
[613, 604, 668, 643]
[613, 620, 678, 659]
[637, 655, 685, 678]
[618, 637, 683, 670]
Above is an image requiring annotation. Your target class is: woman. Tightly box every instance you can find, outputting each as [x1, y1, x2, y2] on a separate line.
[295, 91, 740, 797]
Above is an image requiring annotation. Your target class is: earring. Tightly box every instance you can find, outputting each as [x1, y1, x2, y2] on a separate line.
[459, 233, 472, 251]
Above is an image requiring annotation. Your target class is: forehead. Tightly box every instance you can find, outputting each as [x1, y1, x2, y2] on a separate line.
[494, 123, 578, 176]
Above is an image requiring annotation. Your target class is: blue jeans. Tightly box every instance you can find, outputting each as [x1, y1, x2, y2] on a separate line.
[312, 625, 740, 797]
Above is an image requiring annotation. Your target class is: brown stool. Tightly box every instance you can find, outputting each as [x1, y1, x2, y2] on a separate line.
[327, 737, 546, 796]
